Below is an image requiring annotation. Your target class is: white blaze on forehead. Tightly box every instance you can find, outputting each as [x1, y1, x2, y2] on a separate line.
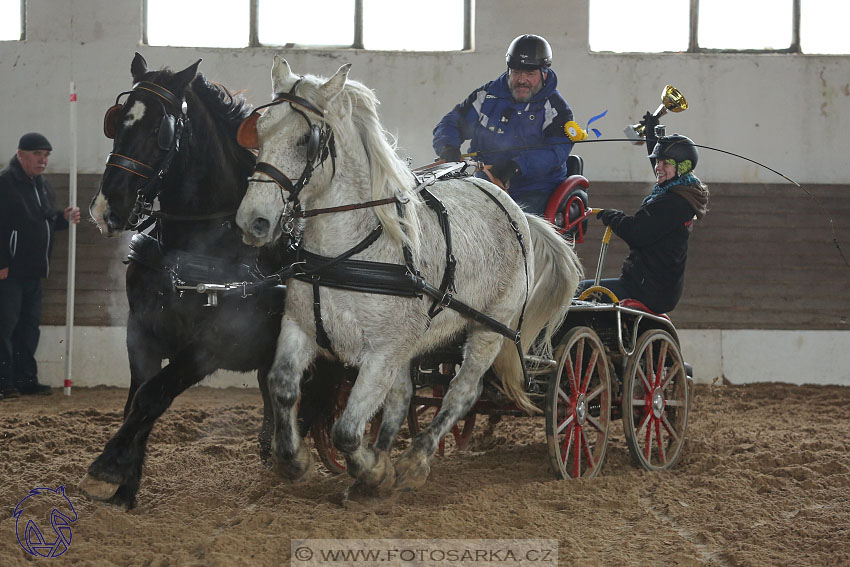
[123, 100, 146, 128]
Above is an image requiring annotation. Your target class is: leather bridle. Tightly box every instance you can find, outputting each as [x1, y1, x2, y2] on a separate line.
[103, 80, 190, 228]
[242, 80, 337, 214]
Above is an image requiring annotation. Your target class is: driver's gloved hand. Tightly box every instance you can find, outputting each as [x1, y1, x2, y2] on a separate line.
[640, 111, 660, 134]
[597, 208, 623, 226]
[490, 160, 521, 185]
[438, 146, 462, 162]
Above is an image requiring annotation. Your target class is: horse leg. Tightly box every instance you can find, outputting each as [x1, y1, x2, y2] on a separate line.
[394, 330, 498, 491]
[298, 357, 350, 437]
[123, 316, 164, 418]
[79, 346, 218, 509]
[332, 358, 403, 495]
[256, 356, 274, 465]
[267, 318, 317, 482]
[374, 365, 413, 452]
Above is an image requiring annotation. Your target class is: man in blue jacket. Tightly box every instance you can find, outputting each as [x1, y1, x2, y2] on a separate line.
[433, 34, 575, 214]
[0, 133, 80, 399]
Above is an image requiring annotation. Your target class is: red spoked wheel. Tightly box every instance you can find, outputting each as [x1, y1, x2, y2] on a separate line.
[545, 326, 612, 479]
[311, 378, 381, 474]
[407, 385, 477, 456]
[621, 329, 689, 471]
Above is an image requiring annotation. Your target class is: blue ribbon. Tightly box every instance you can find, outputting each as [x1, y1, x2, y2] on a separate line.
[586, 109, 608, 138]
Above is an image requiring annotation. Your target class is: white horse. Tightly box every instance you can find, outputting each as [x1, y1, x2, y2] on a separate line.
[236, 56, 582, 495]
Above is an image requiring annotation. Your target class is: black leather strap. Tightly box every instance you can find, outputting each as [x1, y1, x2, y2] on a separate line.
[133, 81, 184, 111]
[106, 153, 155, 179]
[420, 187, 456, 318]
[254, 161, 297, 194]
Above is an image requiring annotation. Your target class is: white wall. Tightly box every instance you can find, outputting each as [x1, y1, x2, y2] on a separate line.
[1, 0, 849, 184]
[35, 326, 850, 388]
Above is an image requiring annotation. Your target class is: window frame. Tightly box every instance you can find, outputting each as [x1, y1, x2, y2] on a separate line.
[142, 0, 473, 51]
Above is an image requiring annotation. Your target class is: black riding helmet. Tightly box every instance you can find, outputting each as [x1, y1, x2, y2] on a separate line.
[649, 133, 698, 176]
[506, 34, 553, 70]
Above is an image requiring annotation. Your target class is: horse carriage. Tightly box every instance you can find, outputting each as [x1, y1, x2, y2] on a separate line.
[309, 156, 693, 480]
[84, 54, 691, 508]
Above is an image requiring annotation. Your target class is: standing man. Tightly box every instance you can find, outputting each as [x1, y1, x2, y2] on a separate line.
[432, 34, 575, 214]
[0, 133, 80, 399]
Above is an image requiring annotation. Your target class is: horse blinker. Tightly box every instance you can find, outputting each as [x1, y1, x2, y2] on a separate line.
[103, 104, 122, 139]
[306, 124, 321, 162]
[158, 114, 176, 151]
[237, 113, 260, 149]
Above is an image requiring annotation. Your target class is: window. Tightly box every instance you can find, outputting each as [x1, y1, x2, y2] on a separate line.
[146, 0, 471, 51]
[0, 0, 23, 41]
[146, 0, 249, 48]
[589, 0, 850, 54]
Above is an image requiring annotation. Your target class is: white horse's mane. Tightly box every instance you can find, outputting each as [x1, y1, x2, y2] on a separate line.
[294, 73, 423, 255]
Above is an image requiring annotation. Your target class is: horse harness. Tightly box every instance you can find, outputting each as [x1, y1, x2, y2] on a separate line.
[240, 80, 338, 227]
[104, 79, 273, 303]
[103, 80, 233, 230]
[259, 162, 531, 367]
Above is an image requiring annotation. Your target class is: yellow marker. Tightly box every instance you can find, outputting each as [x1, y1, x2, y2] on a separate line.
[564, 120, 587, 142]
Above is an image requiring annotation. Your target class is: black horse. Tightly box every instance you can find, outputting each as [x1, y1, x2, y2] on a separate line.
[82, 53, 343, 509]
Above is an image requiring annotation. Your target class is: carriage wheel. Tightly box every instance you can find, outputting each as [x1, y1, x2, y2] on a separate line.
[407, 385, 477, 456]
[545, 326, 612, 479]
[621, 329, 689, 471]
[310, 378, 381, 474]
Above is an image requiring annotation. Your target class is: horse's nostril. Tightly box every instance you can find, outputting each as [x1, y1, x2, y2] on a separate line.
[106, 212, 122, 230]
[251, 218, 270, 238]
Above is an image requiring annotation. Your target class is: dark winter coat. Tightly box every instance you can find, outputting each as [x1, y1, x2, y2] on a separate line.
[601, 182, 709, 314]
[0, 155, 68, 278]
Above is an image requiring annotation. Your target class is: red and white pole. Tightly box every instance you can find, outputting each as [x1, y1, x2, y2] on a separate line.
[64, 82, 78, 396]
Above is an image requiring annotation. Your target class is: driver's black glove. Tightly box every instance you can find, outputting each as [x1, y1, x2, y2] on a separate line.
[490, 160, 521, 185]
[640, 111, 660, 135]
[597, 209, 623, 226]
[438, 145, 462, 163]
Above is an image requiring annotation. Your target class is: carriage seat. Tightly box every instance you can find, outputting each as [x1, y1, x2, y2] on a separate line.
[544, 155, 589, 241]
[566, 155, 583, 177]
[618, 298, 671, 322]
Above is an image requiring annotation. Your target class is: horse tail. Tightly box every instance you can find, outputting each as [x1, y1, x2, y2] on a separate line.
[492, 213, 583, 414]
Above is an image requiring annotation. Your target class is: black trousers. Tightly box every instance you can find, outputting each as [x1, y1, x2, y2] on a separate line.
[0, 277, 42, 388]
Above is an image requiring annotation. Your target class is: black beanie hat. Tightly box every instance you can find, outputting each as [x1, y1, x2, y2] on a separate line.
[18, 132, 53, 151]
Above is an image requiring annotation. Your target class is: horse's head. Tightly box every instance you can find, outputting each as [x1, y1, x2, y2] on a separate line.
[89, 52, 200, 236]
[236, 56, 350, 247]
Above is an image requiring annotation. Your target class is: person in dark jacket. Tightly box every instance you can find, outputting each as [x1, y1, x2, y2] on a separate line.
[578, 118, 709, 314]
[0, 133, 80, 399]
[432, 34, 575, 215]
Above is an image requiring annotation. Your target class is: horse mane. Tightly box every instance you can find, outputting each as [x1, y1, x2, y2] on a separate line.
[187, 73, 257, 179]
[296, 75, 422, 255]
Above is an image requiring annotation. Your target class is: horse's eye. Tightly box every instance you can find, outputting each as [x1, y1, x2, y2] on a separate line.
[296, 132, 311, 147]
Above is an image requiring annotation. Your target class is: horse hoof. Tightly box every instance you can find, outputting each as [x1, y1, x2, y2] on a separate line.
[393, 451, 431, 492]
[78, 473, 120, 502]
[343, 479, 396, 503]
[272, 443, 314, 482]
[357, 451, 395, 494]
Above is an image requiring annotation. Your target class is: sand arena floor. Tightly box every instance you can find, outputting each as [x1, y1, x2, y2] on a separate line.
[1, 382, 849, 566]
